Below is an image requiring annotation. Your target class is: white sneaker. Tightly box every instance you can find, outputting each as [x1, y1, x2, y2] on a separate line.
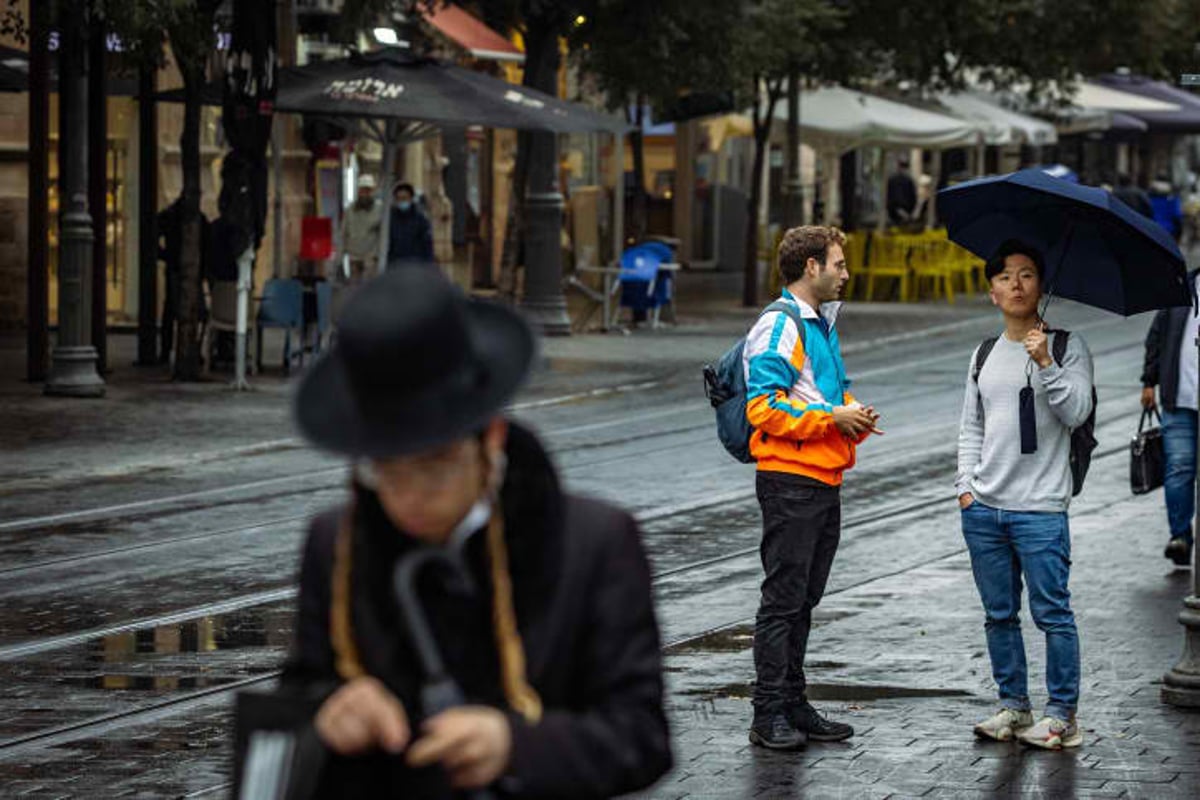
[973, 707, 1034, 741]
[1018, 716, 1083, 750]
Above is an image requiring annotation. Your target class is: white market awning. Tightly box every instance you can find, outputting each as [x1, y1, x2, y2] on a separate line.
[768, 86, 980, 152]
[937, 91, 1058, 146]
[1071, 82, 1180, 113]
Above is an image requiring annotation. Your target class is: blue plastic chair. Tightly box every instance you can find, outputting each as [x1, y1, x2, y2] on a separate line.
[255, 278, 304, 374]
[617, 242, 675, 324]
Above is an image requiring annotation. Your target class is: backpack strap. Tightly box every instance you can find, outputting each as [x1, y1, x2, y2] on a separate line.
[972, 336, 999, 382]
[1050, 328, 1069, 367]
[761, 300, 807, 351]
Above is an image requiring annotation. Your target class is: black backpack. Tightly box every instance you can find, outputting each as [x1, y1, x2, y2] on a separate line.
[972, 330, 1098, 496]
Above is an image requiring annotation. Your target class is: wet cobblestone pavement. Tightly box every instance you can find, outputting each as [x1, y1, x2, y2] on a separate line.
[3, 298, 1198, 797]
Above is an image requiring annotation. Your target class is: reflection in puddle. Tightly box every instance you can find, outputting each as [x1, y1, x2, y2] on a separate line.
[81, 606, 294, 681]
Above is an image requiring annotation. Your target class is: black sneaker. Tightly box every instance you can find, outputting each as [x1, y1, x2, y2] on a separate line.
[1165, 537, 1193, 567]
[749, 711, 807, 750]
[788, 701, 855, 742]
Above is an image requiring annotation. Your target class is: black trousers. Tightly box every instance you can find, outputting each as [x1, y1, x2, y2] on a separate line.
[752, 471, 841, 715]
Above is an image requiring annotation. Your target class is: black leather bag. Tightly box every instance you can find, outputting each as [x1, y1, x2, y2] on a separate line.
[1131, 408, 1165, 495]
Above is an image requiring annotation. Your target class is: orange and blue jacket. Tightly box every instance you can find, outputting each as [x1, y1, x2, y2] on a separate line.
[741, 290, 865, 485]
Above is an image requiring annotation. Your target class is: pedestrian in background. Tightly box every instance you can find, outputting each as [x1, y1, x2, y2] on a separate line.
[341, 174, 381, 281]
[1140, 271, 1200, 566]
[1149, 177, 1183, 242]
[886, 156, 918, 226]
[956, 240, 1094, 750]
[1113, 173, 1154, 220]
[388, 181, 435, 267]
[283, 268, 671, 797]
[742, 226, 880, 750]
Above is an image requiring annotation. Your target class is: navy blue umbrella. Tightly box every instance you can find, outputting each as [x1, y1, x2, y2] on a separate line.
[938, 168, 1190, 315]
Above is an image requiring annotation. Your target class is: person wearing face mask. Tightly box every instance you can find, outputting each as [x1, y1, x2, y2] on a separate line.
[282, 268, 672, 798]
[388, 181, 435, 267]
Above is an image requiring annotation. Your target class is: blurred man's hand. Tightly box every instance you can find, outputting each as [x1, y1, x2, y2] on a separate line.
[315, 676, 410, 756]
[407, 706, 512, 789]
[833, 404, 875, 436]
[1141, 386, 1157, 410]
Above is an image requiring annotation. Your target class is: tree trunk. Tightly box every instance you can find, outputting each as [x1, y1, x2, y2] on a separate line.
[496, 130, 530, 302]
[167, 2, 218, 380]
[743, 126, 769, 308]
[743, 78, 783, 308]
[782, 69, 802, 229]
[630, 98, 647, 239]
[174, 77, 204, 381]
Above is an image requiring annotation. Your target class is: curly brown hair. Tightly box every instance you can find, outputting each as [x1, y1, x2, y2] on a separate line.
[777, 226, 846, 283]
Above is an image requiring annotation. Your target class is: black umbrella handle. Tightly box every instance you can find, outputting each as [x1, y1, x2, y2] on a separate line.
[393, 550, 497, 800]
[393, 548, 475, 681]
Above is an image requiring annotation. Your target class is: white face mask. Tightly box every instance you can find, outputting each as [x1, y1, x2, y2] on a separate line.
[396, 200, 412, 212]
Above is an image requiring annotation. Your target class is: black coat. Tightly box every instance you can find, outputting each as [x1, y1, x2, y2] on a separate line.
[281, 424, 672, 798]
[1142, 270, 1200, 411]
[388, 205, 435, 264]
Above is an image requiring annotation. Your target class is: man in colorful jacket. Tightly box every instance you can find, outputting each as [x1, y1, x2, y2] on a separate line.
[742, 226, 879, 750]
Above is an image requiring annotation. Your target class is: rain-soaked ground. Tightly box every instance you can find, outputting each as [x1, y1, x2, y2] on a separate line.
[3, 299, 1198, 797]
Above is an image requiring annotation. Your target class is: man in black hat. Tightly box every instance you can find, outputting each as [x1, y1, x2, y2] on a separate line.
[283, 268, 671, 797]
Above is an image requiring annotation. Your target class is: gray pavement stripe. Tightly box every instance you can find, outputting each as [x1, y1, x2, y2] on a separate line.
[0, 673, 277, 755]
[0, 587, 295, 661]
[0, 513, 314, 578]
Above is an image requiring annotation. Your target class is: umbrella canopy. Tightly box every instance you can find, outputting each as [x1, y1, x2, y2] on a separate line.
[768, 85, 979, 152]
[938, 167, 1190, 316]
[160, 49, 627, 134]
[937, 92, 1057, 146]
[272, 49, 627, 134]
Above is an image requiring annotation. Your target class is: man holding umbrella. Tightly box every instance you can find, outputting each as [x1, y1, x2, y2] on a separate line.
[281, 268, 671, 797]
[955, 240, 1094, 749]
[941, 167, 1191, 749]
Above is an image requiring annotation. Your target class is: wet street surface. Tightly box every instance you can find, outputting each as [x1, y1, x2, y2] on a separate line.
[3, 299, 1199, 797]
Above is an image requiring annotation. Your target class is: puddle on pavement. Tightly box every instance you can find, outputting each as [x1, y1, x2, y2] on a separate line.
[683, 681, 972, 702]
[669, 625, 755, 653]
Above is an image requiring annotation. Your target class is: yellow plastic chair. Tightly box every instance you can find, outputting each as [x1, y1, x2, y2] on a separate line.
[910, 239, 956, 303]
[842, 231, 867, 300]
[863, 232, 912, 302]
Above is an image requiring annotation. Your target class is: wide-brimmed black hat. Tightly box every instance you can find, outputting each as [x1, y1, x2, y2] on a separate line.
[294, 268, 535, 458]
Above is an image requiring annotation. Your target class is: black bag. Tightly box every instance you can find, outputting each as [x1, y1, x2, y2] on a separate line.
[1131, 407, 1165, 495]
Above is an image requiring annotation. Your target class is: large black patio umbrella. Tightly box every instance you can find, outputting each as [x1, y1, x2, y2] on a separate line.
[159, 47, 629, 274]
[273, 48, 627, 135]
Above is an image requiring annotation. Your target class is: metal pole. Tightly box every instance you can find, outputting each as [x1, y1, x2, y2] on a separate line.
[610, 130, 625, 329]
[136, 63, 159, 365]
[89, 18, 108, 373]
[272, 119, 283, 278]
[1162, 329, 1200, 706]
[26, 0, 50, 382]
[46, 0, 104, 397]
[375, 120, 397, 274]
[233, 247, 253, 390]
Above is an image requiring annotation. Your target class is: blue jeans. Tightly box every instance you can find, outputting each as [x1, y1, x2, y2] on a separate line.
[961, 502, 1080, 720]
[1162, 409, 1197, 543]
